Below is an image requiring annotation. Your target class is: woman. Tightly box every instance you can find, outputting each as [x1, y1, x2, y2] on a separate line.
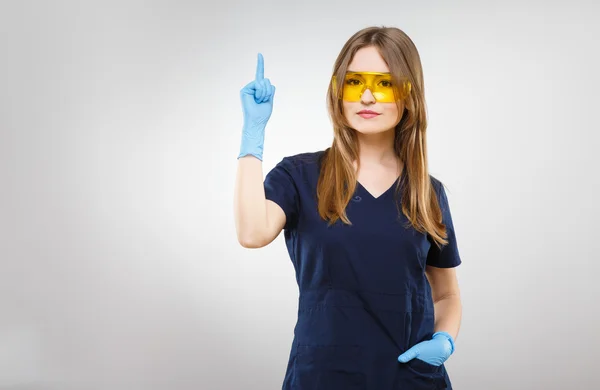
[234, 26, 462, 390]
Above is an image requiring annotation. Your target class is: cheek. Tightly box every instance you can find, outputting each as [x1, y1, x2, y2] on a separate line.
[382, 104, 398, 116]
[342, 102, 355, 119]
[383, 105, 401, 124]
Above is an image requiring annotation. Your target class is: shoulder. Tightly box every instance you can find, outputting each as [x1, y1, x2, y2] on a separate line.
[281, 149, 326, 168]
[275, 149, 327, 178]
[266, 149, 327, 190]
[429, 174, 442, 192]
[428, 174, 447, 196]
[428, 174, 451, 209]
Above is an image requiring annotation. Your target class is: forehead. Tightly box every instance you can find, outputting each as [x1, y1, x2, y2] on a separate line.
[347, 46, 390, 73]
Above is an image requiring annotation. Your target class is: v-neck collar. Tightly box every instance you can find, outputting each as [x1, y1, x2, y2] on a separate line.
[356, 165, 406, 201]
[356, 177, 398, 200]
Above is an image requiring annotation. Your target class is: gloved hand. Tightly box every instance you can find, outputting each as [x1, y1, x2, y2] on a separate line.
[397, 331, 455, 366]
[238, 52, 276, 161]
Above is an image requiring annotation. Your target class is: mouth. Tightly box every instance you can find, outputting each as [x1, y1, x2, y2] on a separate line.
[357, 110, 380, 118]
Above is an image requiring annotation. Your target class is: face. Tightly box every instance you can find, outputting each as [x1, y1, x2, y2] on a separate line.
[342, 46, 405, 135]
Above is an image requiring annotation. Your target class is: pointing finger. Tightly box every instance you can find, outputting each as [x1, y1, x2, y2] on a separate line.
[255, 53, 264, 81]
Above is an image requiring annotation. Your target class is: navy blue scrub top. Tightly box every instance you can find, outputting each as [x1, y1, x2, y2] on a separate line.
[264, 150, 462, 390]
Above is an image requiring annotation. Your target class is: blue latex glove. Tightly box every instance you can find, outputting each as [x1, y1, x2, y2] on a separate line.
[397, 331, 455, 366]
[238, 52, 276, 161]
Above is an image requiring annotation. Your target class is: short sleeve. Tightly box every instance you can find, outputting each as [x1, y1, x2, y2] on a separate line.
[426, 179, 462, 268]
[264, 157, 299, 231]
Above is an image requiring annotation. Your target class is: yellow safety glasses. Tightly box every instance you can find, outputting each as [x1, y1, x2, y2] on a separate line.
[332, 71, 411, 103]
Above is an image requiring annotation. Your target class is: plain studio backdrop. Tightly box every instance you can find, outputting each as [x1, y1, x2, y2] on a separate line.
[1, 1, 599, 389]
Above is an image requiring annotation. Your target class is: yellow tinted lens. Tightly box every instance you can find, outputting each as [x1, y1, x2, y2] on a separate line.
[333, 72, 410, 102]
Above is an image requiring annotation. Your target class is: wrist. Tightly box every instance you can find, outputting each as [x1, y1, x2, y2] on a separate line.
[432, 331, 455, 354]
[238, 146, 263, 160]
[239, 125, 265, 160]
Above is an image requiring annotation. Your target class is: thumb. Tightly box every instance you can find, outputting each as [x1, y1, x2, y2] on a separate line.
[398, 345, 420, 363]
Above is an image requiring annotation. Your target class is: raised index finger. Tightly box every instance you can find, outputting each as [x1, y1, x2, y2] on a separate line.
[255, 53, 264, 81]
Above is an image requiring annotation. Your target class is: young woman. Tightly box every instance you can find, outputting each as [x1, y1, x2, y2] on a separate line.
[234, 26, 462, 390]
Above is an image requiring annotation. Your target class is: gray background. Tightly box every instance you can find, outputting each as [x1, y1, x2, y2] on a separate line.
[1, 1, 599, 389]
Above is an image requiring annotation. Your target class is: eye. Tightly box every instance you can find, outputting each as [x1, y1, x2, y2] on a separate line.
[379, 80, 393, 87]
[345, 78, 363, 86]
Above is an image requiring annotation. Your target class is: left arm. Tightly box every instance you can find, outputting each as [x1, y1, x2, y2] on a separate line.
[397, 265, 462, 364]
[425, 265, 462, 341]
[398, 178, 463, 365]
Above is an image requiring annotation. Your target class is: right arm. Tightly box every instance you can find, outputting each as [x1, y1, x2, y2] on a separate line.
[234, 155, 286, 248]
[234, 53, 285, 248]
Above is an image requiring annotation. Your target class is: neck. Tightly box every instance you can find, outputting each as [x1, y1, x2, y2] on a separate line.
[354, 129, 398, 168]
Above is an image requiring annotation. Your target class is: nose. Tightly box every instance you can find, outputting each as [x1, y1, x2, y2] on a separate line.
[360, 88, 376, 104]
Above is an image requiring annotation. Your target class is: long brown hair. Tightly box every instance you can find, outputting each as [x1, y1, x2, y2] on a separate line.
[317, 26, 449, 248]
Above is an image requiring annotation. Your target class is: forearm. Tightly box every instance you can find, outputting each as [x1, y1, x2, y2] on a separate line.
[234, 155, 268, 245]
[433, 294, 462, 341]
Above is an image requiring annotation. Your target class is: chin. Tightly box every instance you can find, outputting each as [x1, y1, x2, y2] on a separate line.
[349, 121, 396, 135]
